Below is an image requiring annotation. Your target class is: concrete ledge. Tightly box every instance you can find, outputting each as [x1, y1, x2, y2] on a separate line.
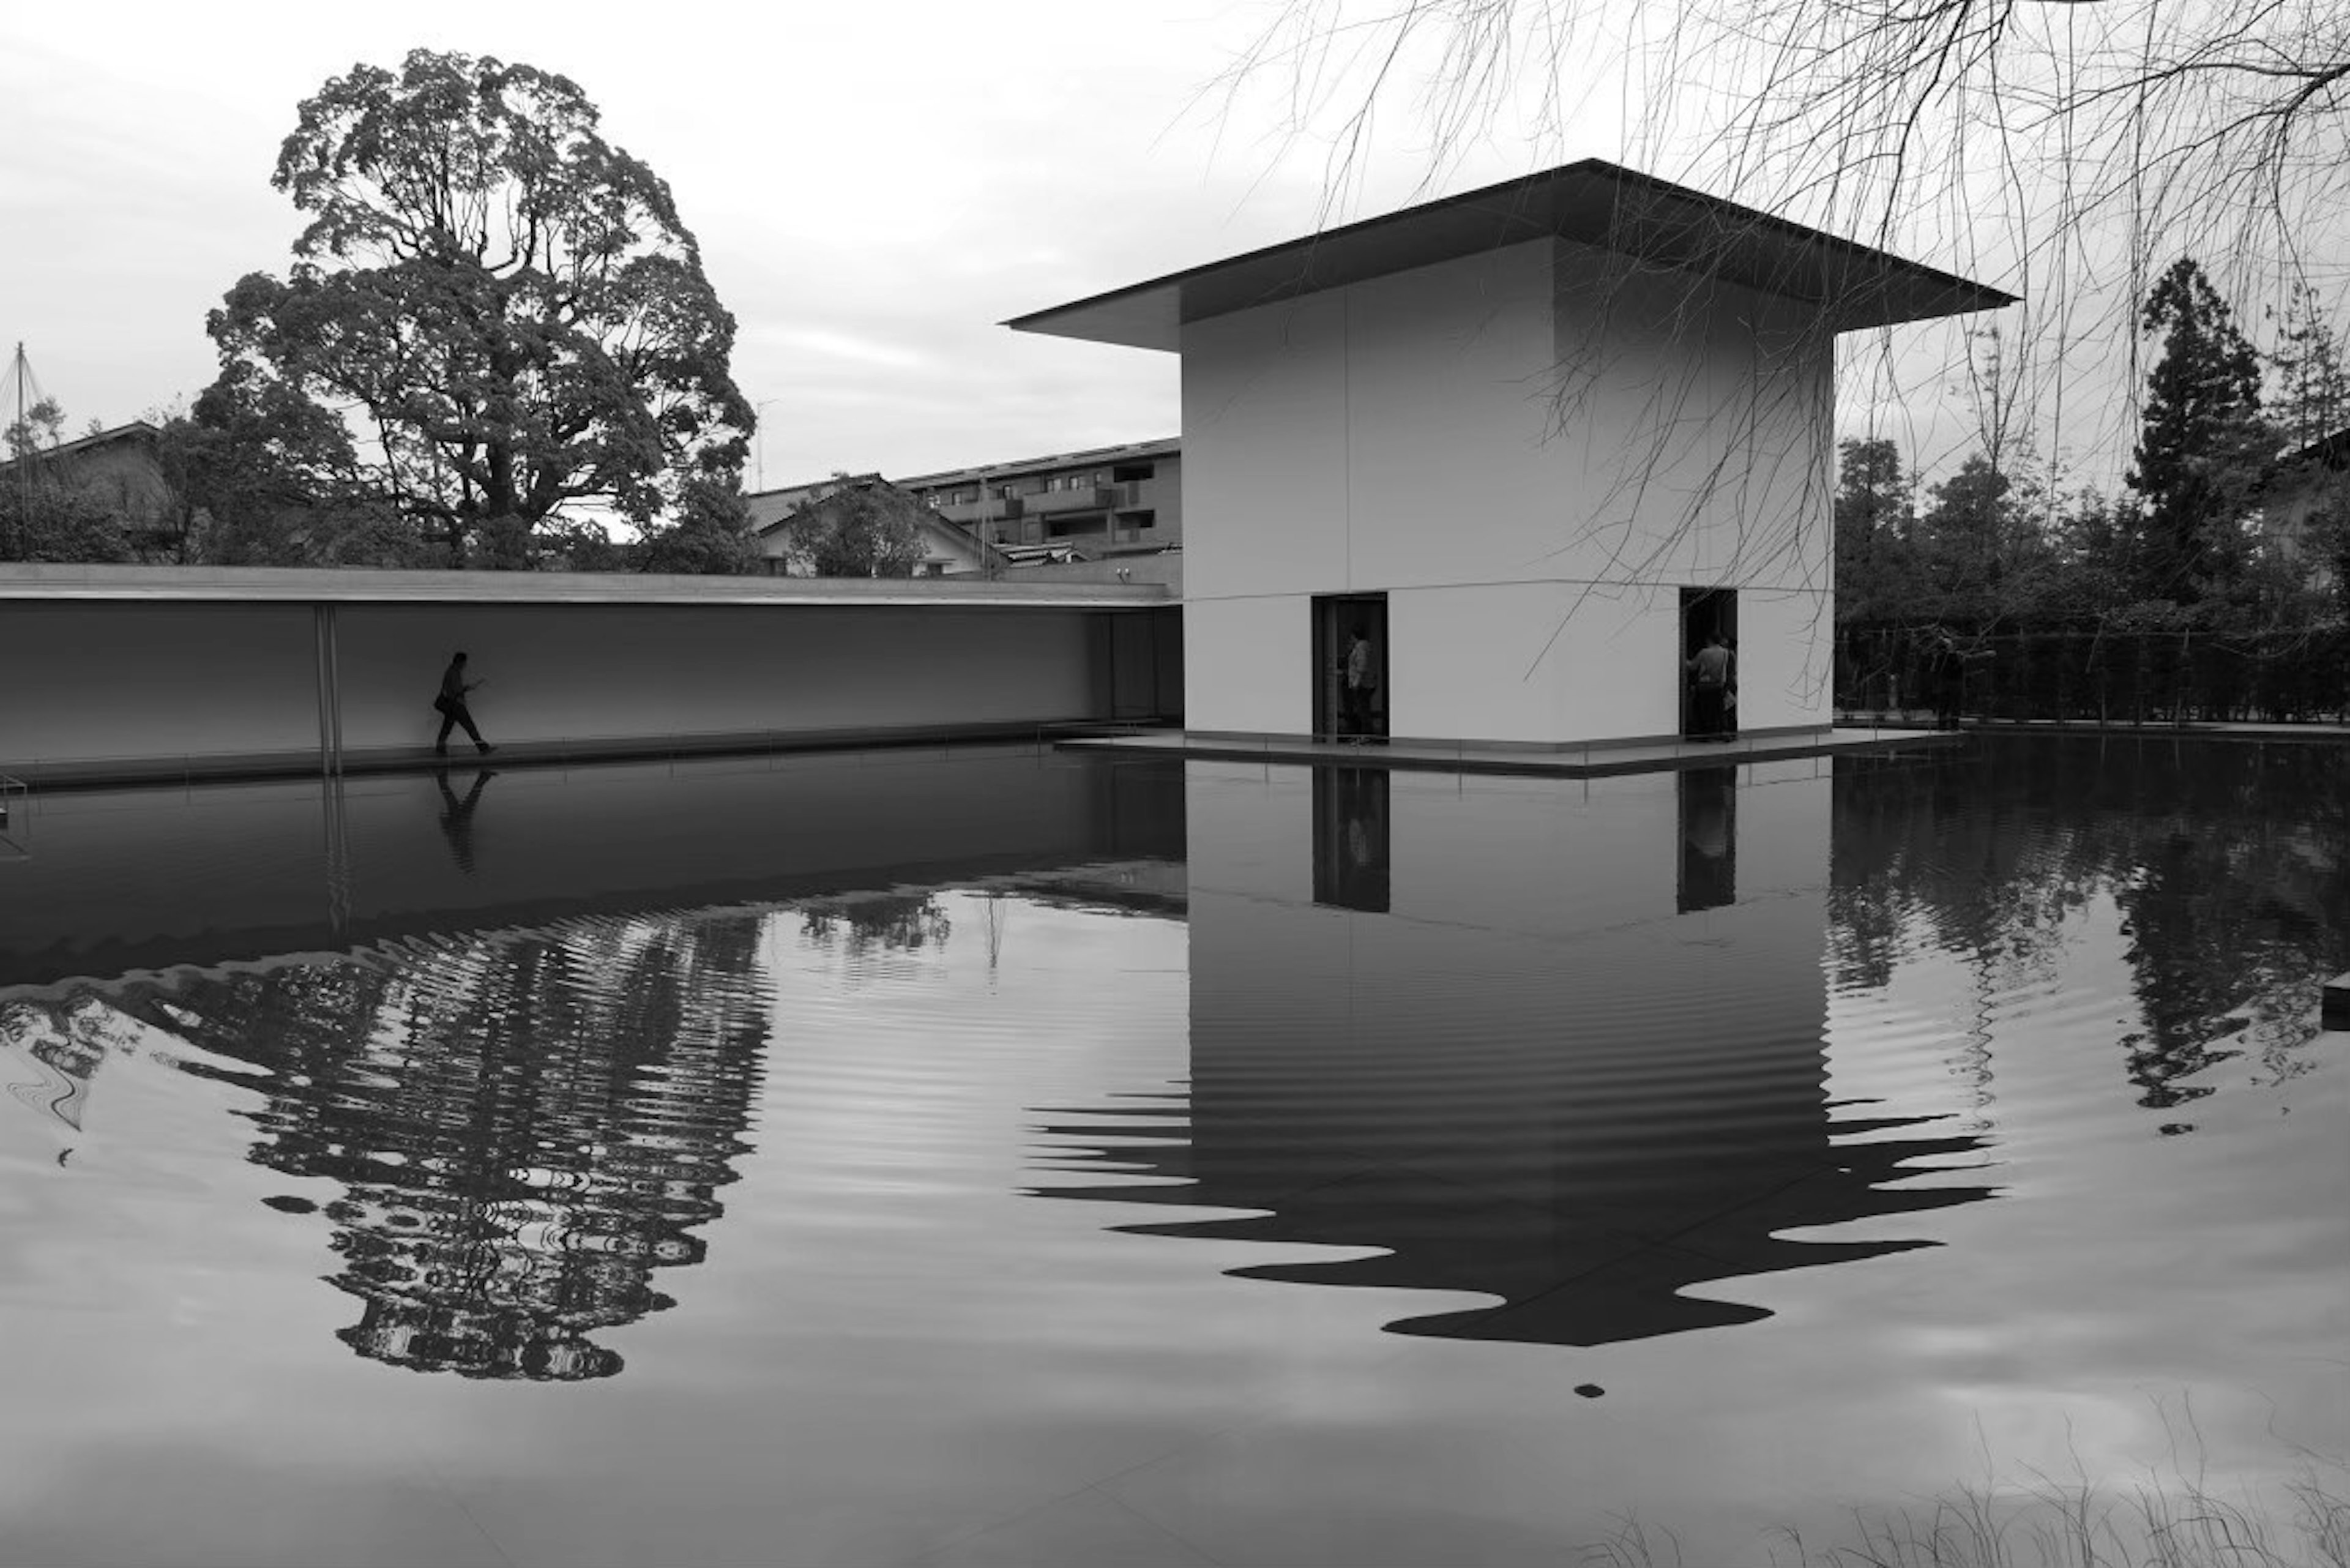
[1178, 723, 1835, 755]
[2, 719, 1153, 793]
[2326, 973, 2350, 1032]
[1058, 726, 1956, 777]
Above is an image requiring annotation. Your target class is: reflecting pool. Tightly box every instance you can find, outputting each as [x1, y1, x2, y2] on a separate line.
[1, 739, 2342, 1567]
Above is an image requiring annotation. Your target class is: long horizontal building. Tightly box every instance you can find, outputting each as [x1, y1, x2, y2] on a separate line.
[893, 436, 1181, 557]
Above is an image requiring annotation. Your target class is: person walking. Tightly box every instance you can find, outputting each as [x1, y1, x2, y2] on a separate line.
[1686, 632, 1733, 741]
[1341, 624, 1378, 742]
[433, 651, 495, 758]
[1930, 632, 1964, 729]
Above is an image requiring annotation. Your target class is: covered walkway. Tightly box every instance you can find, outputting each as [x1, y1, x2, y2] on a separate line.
[0, 566, 1181, 787]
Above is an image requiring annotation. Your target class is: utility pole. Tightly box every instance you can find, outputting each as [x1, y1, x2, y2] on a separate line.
[754, 399, 777, 492]
[9, 343, 32, 559]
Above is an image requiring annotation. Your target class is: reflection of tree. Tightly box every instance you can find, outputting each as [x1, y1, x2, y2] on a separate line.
[95, 913, 772, 1379]
[799, 894, 951, 956]
[1831, 737, 2350, 1108]
[1, 991, 134, 1133]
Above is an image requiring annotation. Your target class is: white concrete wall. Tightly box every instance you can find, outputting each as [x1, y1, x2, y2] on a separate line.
[0, 600, 1124, 770]
[1179, 239, 1835, 745]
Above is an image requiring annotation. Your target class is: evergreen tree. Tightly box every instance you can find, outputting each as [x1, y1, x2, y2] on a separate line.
[2269, 284, 2350, 452]
[2125, 259, 2275, 604]
[1914, 452, 2054, 620]
[1832, 436, 1920, 623]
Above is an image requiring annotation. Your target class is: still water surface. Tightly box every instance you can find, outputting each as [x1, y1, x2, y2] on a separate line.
[1, 739, 2342, 1566]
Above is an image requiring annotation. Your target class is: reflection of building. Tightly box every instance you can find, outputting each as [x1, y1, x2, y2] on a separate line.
[1010, 161, 2011, 749]
[1038, 761, 1990, 1347]
[113, 915, 772, 1379]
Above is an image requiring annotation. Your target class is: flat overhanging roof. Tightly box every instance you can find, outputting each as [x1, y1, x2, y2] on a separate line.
[1005, 159, 2015, 350]
[0, 564, 1172, 610]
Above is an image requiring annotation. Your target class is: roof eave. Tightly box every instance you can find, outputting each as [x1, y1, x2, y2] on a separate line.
[1004, 159, 2016, 349]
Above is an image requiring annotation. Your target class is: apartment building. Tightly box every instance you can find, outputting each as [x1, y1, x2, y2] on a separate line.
[895, 437, 1180, 557]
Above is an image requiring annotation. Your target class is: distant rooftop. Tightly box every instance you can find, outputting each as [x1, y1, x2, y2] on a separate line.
[1006, 159, 2015, 351]
[0, 419, 160, 469]
[895, 436, 1180, 490]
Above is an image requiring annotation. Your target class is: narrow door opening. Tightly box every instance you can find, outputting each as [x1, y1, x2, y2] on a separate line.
[1679, 588, 1739, 741]
[1311, 594, 1388, 742]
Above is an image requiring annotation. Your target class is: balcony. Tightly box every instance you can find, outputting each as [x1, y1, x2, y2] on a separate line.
[934, 496, 1022, 526]
[1021, 485, 1115, 517]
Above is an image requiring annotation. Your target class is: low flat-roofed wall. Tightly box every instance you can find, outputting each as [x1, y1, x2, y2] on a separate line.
[0, 569, 1179, 782]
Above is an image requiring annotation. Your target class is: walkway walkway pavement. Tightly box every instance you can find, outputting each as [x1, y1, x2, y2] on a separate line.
[1059, 726, 1958, 777]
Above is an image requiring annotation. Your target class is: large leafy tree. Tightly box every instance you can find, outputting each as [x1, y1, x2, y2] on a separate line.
[780, 477, 930, 578]
[205, 48, 755, 566]
[636, 473, 759, 575]
[2125, 259, 2274, 603]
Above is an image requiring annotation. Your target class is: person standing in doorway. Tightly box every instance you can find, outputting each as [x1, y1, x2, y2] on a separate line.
[1687, 631, 1733, 741]
[1342, 624, 1377, 742]
[433, 651, 495, 758]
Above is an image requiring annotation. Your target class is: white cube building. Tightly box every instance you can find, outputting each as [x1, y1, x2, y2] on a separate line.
[1010, 160, 2011, 749]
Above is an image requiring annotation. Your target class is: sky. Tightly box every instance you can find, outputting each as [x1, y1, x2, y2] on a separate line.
[2, 0, 2245, 500]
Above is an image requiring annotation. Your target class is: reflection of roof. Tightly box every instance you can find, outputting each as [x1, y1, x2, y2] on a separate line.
[1007, 159, 2015, 350]
[896, 436, 1180, 490]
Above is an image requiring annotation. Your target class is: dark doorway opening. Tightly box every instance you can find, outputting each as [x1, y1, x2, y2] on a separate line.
[1311, 594, 1388, 741]
[1679, 587, 1739, 741]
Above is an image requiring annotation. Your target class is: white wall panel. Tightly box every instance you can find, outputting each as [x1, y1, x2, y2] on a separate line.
[0, 601, 1122, 772]
[1731, 589, 1834, 733]
[1387, 583, 1568, 745]
[1184, 595, 1310, 736]
[1551, 247, 1835, 597]
[1181, 295, 1351, 603]
[0, 603, 318, 763]
[1345, 243, 1569, 589]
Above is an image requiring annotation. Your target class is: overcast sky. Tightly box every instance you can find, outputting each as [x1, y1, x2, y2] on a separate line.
[4, 0, 2031, 494]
